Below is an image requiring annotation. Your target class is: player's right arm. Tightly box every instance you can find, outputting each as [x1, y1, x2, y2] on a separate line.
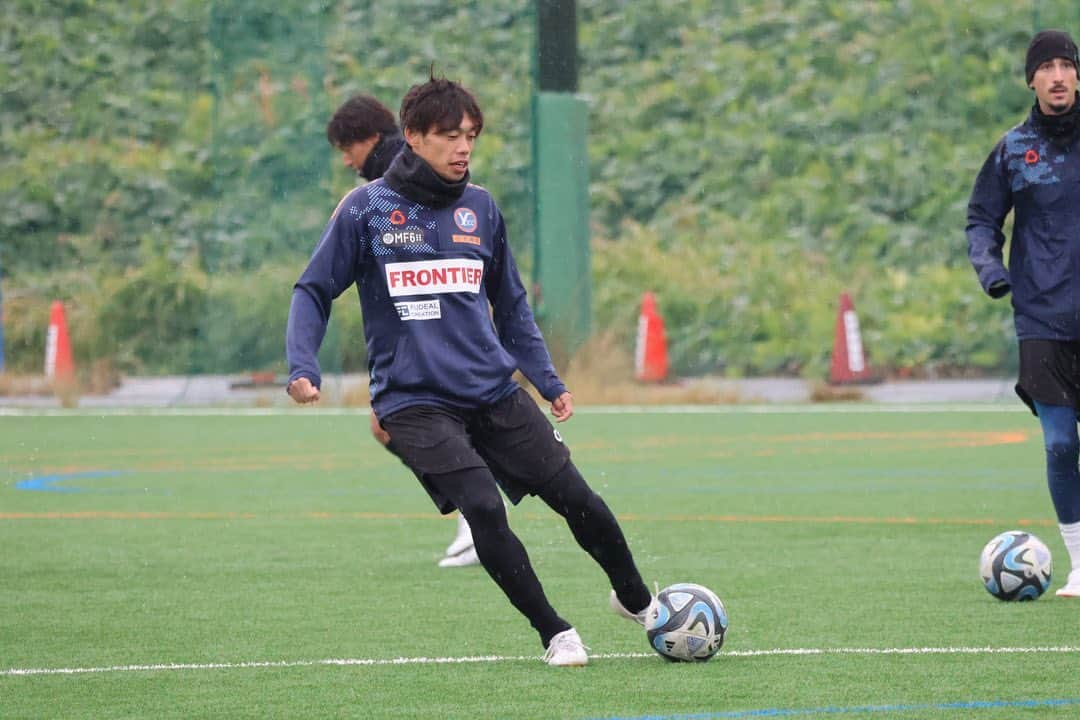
[966, 140, 1013, 298]
[286, 190, 366, 398]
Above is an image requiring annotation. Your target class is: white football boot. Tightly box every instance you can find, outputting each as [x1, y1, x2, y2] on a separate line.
[609, 588, 658, 626]
[1056, 569, 1080, 598]
[438, 545, 480, 568]
[443, 513, 474, 558]
[439, 514, 480, 568]
[543, 628, 589, 667]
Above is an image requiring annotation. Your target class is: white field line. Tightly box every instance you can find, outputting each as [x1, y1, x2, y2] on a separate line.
[4, 646, 1080, 677]
[0, 404, 1025, 418]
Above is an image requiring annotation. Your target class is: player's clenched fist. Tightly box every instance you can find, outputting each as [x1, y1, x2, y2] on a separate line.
[550, 391, 574, 422]
[287, 377, 320, 404]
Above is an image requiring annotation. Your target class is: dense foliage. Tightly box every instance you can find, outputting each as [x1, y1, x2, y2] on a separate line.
[2, 1, 1078, 379]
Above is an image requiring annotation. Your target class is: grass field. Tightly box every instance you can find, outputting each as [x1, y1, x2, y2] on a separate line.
[2, 405, 1079, 719]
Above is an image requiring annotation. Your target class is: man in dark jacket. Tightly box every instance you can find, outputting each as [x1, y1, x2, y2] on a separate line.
[326, 94, 405, 181]
[289, 73, 655, 665]
[967, 29, 1080, 598]
[327, 93, 480, 569]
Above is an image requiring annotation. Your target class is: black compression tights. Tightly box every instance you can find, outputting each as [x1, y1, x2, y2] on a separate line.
[536, 462, 652, 614]
[426, 466, 570, 646]
[427, 462, 651, 647]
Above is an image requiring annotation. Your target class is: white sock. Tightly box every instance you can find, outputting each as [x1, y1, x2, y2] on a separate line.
[1060, 522, 1080, 579]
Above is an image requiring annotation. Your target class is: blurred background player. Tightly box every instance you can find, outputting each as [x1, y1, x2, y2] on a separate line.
[291, 73, 654, 665]
[967, 29, 1080, 598]
[326, 94, 404, 181]
[326, 93, 480, 568]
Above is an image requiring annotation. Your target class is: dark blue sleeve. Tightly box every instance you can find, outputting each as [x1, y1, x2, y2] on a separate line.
[966, 141, 1012, 297]
[286, 194, 363, 389]
[485, 206, 567, 401]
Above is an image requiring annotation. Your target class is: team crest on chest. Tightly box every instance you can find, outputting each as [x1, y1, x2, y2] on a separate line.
[453, 207, 478, 233]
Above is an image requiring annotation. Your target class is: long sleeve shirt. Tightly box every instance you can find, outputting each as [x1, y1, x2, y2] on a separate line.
[286, 179, 566, 418]
[967, 106, 1080, 339]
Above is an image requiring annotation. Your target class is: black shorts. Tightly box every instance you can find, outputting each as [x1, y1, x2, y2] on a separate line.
[379, 388, 572, 513]
[1016, 338, 1080, 415]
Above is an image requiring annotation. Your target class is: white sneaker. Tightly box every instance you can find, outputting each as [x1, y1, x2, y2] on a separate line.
[543, 628, 588, 667]
[609, 589, 657, 626]
[1056, 569, 1080, 598]
[444, 514, 475, 558]
[438, 544, 480, 568]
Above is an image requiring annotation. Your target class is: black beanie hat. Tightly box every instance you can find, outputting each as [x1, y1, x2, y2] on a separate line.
[1025, 30, 1080, 84]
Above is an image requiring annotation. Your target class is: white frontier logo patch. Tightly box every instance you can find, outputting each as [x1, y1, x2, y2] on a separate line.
[394, 300, 442, 321]
[385, 259, 484, 297]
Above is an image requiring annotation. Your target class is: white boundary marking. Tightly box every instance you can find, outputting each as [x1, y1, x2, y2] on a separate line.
[5, 646, 1079, 677]
[0, 404, 1025, 418]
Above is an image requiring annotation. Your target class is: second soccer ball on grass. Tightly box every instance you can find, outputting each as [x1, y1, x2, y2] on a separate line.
[979, 530, 1052, 601]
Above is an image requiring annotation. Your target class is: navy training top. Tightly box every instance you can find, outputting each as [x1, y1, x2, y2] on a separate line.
[967, 103, 1080, 339]
[286, 178, 566, 418]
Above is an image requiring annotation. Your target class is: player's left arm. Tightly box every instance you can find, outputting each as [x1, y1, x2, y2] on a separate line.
[549, 391, 574, 422]
[485, 205, 568, 406]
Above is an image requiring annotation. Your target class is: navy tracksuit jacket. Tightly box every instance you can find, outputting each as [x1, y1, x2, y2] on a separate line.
[967, 104, 1080, 340]
[286, 179, 566, 419]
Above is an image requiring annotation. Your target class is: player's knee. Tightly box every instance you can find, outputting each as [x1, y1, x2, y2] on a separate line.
[460, 493, 508, 529]
[541, 462, 601, 514]
[1045, 439, 1080, 464]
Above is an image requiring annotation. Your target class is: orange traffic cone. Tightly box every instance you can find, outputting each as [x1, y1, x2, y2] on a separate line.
[45, 300, 75, 382]
[635, 291, 669, 382]
[829, 292, 873, 385]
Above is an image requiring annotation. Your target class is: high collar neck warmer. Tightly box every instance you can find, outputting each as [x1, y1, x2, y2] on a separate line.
[382, 145, 469, 209]
[1031, 93, 1080, 150]
[360, 131, 405, 182]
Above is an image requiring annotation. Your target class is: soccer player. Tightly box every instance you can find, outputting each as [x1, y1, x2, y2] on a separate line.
[326, 93, 480, 568]
[326, 94, 404, 182]
[967, 29, 1080, 598]
[288, 72, 655, 665]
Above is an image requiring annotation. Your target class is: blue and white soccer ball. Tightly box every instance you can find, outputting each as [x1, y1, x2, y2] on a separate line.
[645, 583, 728, 662]
[979, 530, 1052, 601]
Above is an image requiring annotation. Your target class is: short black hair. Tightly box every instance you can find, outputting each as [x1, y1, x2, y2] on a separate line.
[326, 95, 398, 148]
[399, 70, 484, 137]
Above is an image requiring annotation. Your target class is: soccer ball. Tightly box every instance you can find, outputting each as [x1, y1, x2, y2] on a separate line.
[645, 583, 728, 662]
[979, 530, 1052, 601]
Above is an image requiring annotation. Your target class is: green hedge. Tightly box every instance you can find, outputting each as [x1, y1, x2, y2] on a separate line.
[592, 219, 1016, 378]
[2, 0, 1076, 378]
[1, 236, 1013, 381]
[1, 257, 365, 378]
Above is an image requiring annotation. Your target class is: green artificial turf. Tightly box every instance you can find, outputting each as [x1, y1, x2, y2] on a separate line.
[2, 407, 1079, 719]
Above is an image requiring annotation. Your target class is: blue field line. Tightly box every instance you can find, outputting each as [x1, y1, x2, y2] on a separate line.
[588, 697, 1080, 720]
[15, 471, 126, 493]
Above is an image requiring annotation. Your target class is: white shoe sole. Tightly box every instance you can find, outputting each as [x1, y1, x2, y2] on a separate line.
[1056, 586, 1080, 598]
